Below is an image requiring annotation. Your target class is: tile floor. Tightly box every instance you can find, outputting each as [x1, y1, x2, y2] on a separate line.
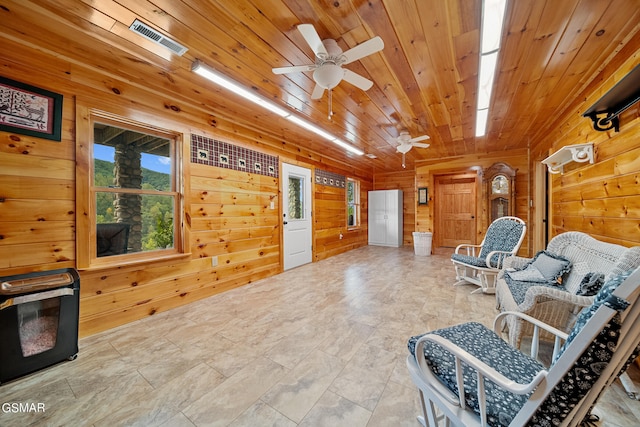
[1, 246, 639, 426]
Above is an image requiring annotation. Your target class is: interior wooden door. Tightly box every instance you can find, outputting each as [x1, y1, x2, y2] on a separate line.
[435, 175, 477, 248]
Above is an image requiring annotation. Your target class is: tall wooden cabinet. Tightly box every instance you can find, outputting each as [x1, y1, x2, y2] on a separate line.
[368, 190, 403, 247]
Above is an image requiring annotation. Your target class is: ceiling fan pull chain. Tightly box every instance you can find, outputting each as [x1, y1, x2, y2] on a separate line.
[328, 89, 334, 120]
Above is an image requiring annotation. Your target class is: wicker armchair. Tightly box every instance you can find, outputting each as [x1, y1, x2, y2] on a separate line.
[496, 231, 640, 347]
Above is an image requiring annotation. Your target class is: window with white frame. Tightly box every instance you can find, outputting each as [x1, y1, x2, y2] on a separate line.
[347, 178, 360, 228]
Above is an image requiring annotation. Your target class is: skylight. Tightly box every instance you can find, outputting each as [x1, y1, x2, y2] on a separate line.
[476, 0, 508, 137]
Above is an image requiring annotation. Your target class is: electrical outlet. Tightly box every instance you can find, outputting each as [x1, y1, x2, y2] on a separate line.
[211, 256, 218, 267]
[339, 233, 343, 240]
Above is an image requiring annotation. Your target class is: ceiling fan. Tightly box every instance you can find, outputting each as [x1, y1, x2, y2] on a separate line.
[272, 24, 384, 119]
[395, 131, 430, 168]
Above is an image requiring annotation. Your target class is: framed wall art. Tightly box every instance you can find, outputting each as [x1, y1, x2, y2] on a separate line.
[0, 76, 63, 141]
[418, 187, 428, 205]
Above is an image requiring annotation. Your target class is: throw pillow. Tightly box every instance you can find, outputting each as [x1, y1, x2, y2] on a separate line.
[527, 250, 572, 285]
[505, 250, 572, 285]
[577, 272, 605, 296]
[505, 265, 547, 282]
[564, 261, 590, 294]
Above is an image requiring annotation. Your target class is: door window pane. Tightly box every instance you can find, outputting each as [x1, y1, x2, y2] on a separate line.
[288, 176, 304, 219]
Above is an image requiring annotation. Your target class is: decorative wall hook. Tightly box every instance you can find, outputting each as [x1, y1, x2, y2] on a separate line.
[583, 64, 640, 132]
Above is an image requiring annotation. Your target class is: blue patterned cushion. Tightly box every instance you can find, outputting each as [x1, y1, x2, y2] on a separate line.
[531, 270, 633, 425]
[529, 314, 623, 426]
[576, 272, 605, 296]
[478, 219, 525, 261]
[451, 219, 524, 268]
[451, 253, 496, 267]
[553, 270, 633, 364]
[408, 322, 545, 426]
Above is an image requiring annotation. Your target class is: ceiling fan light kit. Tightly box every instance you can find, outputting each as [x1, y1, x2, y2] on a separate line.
[272, 24, 384, 119]
[394, 131, 430, 168]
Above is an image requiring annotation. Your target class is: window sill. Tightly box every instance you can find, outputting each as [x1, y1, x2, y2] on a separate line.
[78, 252, 192, 272]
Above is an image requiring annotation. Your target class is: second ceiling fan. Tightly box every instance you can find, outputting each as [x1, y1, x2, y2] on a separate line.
[394, 131, 430, 168]
[273, 24, 384, 118]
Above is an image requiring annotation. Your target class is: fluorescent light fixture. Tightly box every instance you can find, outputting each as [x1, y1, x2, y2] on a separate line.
[192, 61, 290, 118]
[476, 109, 489, 137]
[481, 0, 508, 53]
[475, 0, 507, 137]
[286, 114, 337, 141]
[191, 60, 363, 155]
[286, 116, 364, 155]
[333, 139, 365, 156]
[477, 51, 498, 109]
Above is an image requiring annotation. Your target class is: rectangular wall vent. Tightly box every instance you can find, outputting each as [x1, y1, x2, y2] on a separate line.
[129, 19, 188, 56]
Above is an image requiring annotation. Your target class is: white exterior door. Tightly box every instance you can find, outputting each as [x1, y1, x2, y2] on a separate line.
[282, 163, 312, 270]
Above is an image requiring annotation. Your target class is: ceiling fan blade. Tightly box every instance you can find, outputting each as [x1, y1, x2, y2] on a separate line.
[409, 134, 430, 143]
[272, 64, 316, 75]
[297, 24, 328, 58]
[343, 69, 373, 91]
[411, 142, 430, 148]
[342, 36, 384, 65]
[311, 84, 325, 99]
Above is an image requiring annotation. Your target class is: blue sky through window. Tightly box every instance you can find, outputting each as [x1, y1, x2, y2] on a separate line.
[94, 144, 171, 174]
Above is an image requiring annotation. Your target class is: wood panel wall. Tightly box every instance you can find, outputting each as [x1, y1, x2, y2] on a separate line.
[414, 149, 531, 256]
[0, 37, 370, 337]
[373, 170, 416, 245]
[530, 42, 640, 248]
[314, 180, 370, 261]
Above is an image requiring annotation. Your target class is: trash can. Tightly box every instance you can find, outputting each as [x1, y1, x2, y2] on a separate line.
[412, 232, 433, 256]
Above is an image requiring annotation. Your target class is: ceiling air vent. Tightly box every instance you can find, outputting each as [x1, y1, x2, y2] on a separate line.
[129, 19, 188, 56]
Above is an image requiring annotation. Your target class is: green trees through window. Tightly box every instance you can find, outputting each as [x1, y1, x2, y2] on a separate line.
[347, 178, 360, 227]
[93, 126, 177, 257]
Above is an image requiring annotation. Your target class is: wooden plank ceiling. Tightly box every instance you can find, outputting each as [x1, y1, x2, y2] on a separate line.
[2, 0, 639, 174]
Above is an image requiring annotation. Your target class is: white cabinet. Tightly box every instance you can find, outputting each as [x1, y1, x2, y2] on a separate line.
[368, 190, 403, 247]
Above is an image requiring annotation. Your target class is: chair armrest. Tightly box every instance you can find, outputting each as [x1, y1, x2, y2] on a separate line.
[483, 250, 517, 268]
[494, 311, 569, 340]
[414, 333, 548, 397]
[494, 311, 569, 361]
[454, 243, 482, 256]
[518, 286, 595, 313]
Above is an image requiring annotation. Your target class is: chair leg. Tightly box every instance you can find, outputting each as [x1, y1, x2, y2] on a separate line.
[478, 270, 498, 294]
[417, 390, 428, 426]
[418, 389, 443, 426]
[619, 372, 640, 399]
